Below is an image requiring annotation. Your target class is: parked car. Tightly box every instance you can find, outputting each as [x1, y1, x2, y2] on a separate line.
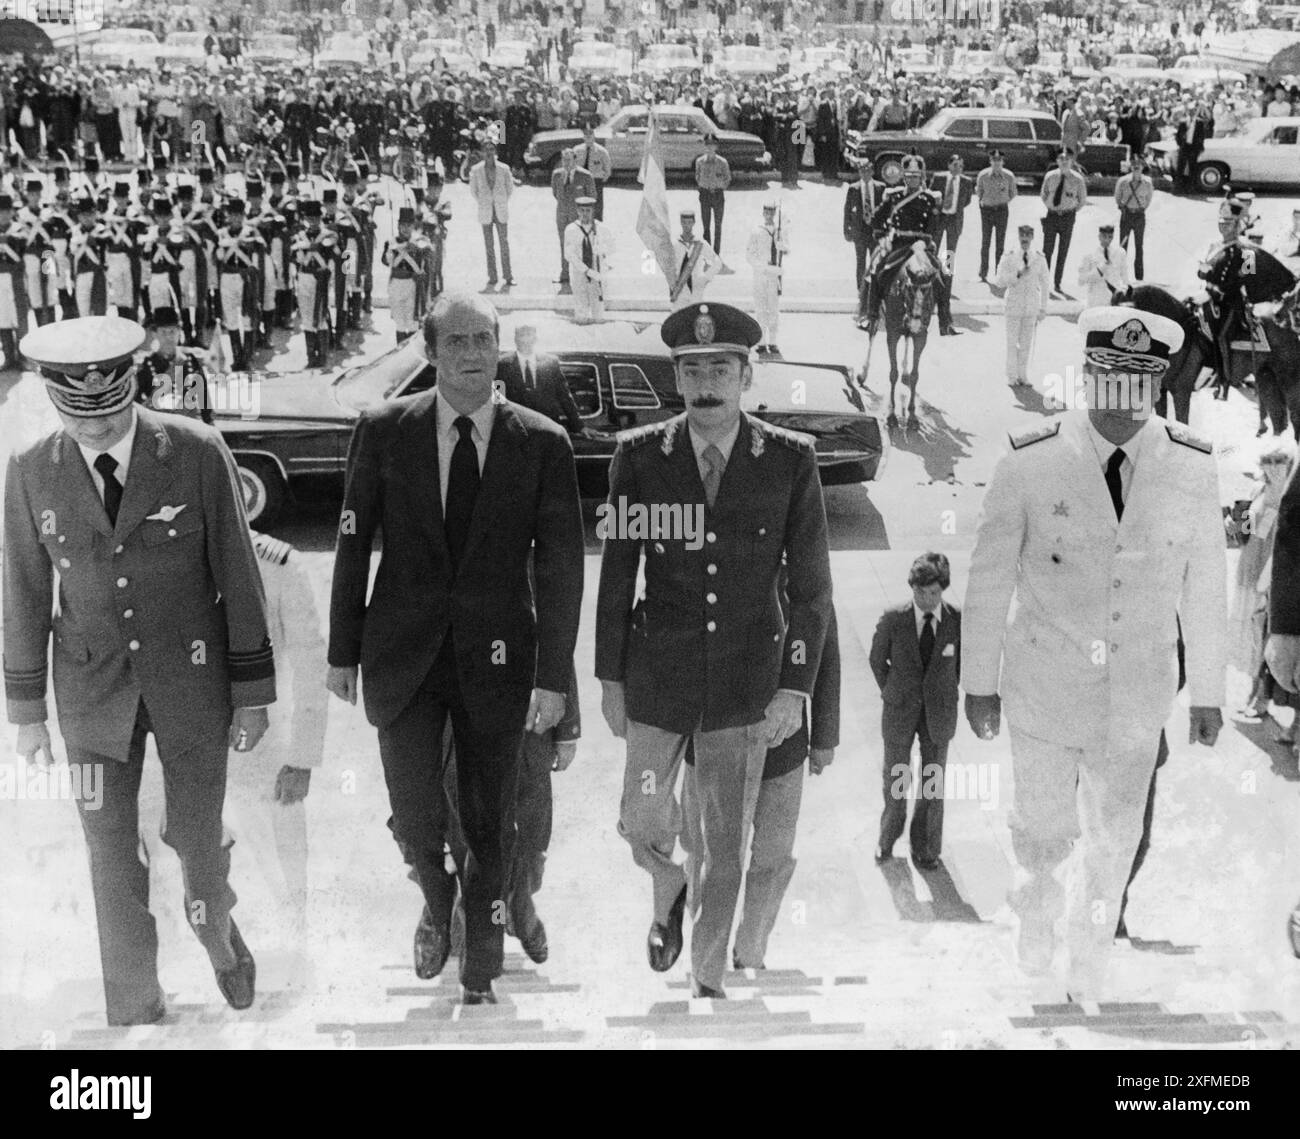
[216, 331, 887, 525]
[86, 27, 162, 69]
[843, 107, 1130, 183]
[641, 42, 698, 79]
[487, 39, 530, 70]
[525, 104, 770, 178]
[1149, 115, 1300, 192]
[793, 45, 851, 78]
[892, 46, 941, 76]
[1169, 54, 1248, 88]
[316, 33, 370, 71]
[246, 33, 306, 67]
[717, 45, 779, 78]
[156, 30, 208, 68]
[410, 37, 476, 73]
[568, 39, 626, 76]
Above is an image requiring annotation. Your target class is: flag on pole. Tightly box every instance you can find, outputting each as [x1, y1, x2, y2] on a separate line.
[636, 109, 675, 282]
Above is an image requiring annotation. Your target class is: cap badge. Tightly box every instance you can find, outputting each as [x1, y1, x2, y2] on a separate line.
[1111, 319, 1151, 355]
[77, 369, 110, 393]
[694, 312, 715, 345]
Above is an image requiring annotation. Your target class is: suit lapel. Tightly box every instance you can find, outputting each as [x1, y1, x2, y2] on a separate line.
[404, 391, 447, 548]
[53, 431, 114, 538]
[111, 409, 176, 541]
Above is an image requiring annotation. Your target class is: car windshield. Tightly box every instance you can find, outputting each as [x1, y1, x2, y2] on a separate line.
[334, 339, 428, 412]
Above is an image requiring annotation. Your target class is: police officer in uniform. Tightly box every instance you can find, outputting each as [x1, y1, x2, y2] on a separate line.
[596, 302, 834, 999]
[861, 154, 959, 337]
[4, 316, 274, 1024]
[962, 307, 1226, 1000]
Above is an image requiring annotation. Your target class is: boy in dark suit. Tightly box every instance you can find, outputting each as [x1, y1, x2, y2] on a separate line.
[843, 158, 885, 305]
[868, 552, 961, 871]
[497, 323, 584, 434]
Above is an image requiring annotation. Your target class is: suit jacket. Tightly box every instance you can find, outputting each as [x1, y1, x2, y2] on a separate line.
[3, 408, 275, 761]
[929, 172, 975, 221]
[764, 604, 840, 778]
[962, 413, 1226, 747]
[843, 178, 886, 244]
[869, 600, 961, 745]
[995, 247, 1051, 316]
[327, 393, 585, 732]
[551, 166, 596, 228]
[596, 412, 833, 734]
[468, 159, 513, 225]
[497, 351, 583, 433]
[1271, 462, 1300, 635]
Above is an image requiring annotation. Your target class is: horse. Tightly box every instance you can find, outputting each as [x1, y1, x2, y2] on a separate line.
[1116, 284, 1214, 425]
[870, 239, 937, 431]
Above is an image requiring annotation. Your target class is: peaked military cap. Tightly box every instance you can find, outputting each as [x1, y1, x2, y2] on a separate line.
[22, 316, 147, 418]
[661, 302, 762, 359]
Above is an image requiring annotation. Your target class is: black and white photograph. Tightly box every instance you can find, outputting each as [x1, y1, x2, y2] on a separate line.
[1, 0, 1299, 1089]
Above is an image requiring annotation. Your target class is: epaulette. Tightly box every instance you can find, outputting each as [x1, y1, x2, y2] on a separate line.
[1008, 420, 1061, 450]
[616, 419, 674, 450]
[1165, 421, 1212, 454]
[252, 532, 292, 566]
[753, 418, 814, 452]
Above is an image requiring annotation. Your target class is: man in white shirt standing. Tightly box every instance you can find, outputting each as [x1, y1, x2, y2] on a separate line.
[564, 197, 614, 324]
[995, 224, 1051, 387]
[467, 140, 515, 290]
[745, 201, 790, 355]
[667, 209, 722, 311]
[577, 122, 612, 221]
[1076, 223, 1131, 309]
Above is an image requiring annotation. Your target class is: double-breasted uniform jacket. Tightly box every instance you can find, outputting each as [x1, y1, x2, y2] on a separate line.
[844, 177, 886, 245]
[595, 411, 834, 735]
[962, 412, 1226, 749]
[3, 408, 276, 762]
[327, 393, 585, 733]
[869, 599, 962, 745]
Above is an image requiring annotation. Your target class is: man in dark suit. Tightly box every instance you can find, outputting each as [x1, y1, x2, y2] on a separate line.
[4, 316, 273, 1025]
[868, 552, 961, 870]
[326, 292, 585, 1005]
[844, 158, 885, 308]
[497, 323, 583, 434]
[1264, 463, 1300, 957]
[930, 154, 975, 283]
[550, 148, 595, 293]
[596, 302, 834, 999]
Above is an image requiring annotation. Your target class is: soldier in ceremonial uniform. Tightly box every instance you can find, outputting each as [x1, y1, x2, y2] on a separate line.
[668, 209, 722, 312]
[861, 155, 959, 337]
[564, 196, 613, 325]
[332, 180, 364, 333]
[104, 182, 144, 321]
[215, 198, 266, 373]
[3, 316, 273, 1024]
[418, 172, 453, 300]
[382, 206, 431, 345]
[172, 185, 211, 346]
[293, 200, 337, 369]
[745, 201, 790, 355]
[962, 307, 1226, 1000]
[0, 194, 28, 365]
[70, 195, 110, 318]
[135, 306, 212, 425]
[244, 177, 281, 348]
[142, 196, 187, 335]
[17, 177, 58, 327]
[596, 302, 834, 998]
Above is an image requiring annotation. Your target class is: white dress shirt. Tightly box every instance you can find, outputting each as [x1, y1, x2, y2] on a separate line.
[1085, 417, 1144, 506]
[913, 601, 941, 640]
[434, 391, 495, 511]
[516, 352, 538, 388]
[688, 418, 740, 484]
[77, 408, 138, 504]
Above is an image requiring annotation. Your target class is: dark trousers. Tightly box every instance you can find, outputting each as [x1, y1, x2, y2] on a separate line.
[1041, 210, 1077, 289]
[698, 188, 725, 255]
[879, 713, 948, 863]
[1174, 145, 1201, 191]
[68, 701, 234, 1022]
[1118, 210, 1146, 279]
[979, 204, 1008, 278]
[377, 639, 524, 990]
[556, 218, 571, 283]
[593, 180, 605, 222]
[1117, 729, 1169, 932]
[936, 213, 963, 274]
[853, 236, 871, 297]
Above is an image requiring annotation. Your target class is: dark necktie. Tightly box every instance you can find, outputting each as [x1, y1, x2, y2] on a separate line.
[1103, 246, 1109, 263]
[920, 611, 935, 670]
[582, 228, 594, 268]
[94, 453, 123, 527]
[444, 415, 480, 570]
[524, 359, 534, 388]
[1052, 172, 1065, 208]
[680, 249, 692, 292]
[701, 444, 724, 508]
[769, 230, 777, 265]
[1105, 447, 1126, 520]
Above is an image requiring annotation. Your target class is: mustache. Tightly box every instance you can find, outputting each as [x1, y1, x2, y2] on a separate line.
[690, 396, 725, 408]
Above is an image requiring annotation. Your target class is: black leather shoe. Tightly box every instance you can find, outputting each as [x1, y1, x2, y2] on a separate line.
[516, 917, 549, 965]
[691, 977, 726, 999]
[732, 954, 765, 971]
[214, 920, 256, 1011]
[647, 885, 687, 972]
[107, 997, 166, 1027]
[414, 905, 451, 980]
[913, 855, 942, 871]
[1115, 917, 1130, 941]
[768, 345, 781, 356]
[939, 325, 960, 336]
[461, 984, 497, 1006]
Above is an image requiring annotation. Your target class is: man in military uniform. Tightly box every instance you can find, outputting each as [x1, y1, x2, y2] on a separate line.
[172, 184, 211, 346]
[244, 177, 282, 348]
[70, 195, 110, 318]
[417, 171, 452, 300]
[962, 307, 1226, 1000]
[381, 206, 431, 345]
[292, 200, 337, 369]
[745, 201, 789, 355]
[668, 209, 722, 312]
[103, 182, 145, 321]
[596, 302, 834, 999]
[135, 306, 212, 425]
[860, 155, 959, 337]
[17, 177, 58, 327]
[142, 195, 186, 336]
[564, 196, 613, 325]
[4, 316, 273, 1024]
[0, 194, 29, 365]
[214, 198, 266, 373]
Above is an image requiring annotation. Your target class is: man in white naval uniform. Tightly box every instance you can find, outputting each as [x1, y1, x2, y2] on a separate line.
[667, 210, 722, 312]
[962, 306, 1226, 1000]
[1075, 223, 1130, 310]
[745, 201, 790, 355]
[563, 196, 613, 325]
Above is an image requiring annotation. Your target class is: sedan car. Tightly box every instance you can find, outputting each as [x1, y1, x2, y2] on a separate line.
[487, 39, 531, 70]
[410, 37, 477, 73]
[316, 33, 370, 71]
[1149, 116, 1300, 192]
[1169, 54, 1248, 88]
[717, 45, 779, 78]
[568, 39, 627, 77]
[156, 30, 208, 68]
[843, 107, 1130, 183]
[792, 46, 852, 79]
[246, 33, 306, 67]
[641, 42, 698, 79]
[525, 104, 770, 178]
[86, 28, 162, 69]
[216, 331, 886, 526]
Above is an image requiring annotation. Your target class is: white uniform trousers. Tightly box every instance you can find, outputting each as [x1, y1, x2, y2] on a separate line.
[731, 763, 802, 968]
[1007, 725, 1160, 996]
[220, 272, 252, 332]
[753, 267, 781, 345]
[1005, 313, 1038, 383]
[388, 276, 418, 333]
[571, 267, 605, 324]
[106, 252, 133, 309]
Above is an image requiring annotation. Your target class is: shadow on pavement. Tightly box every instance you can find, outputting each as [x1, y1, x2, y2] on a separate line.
[880, 402, 975, 485]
